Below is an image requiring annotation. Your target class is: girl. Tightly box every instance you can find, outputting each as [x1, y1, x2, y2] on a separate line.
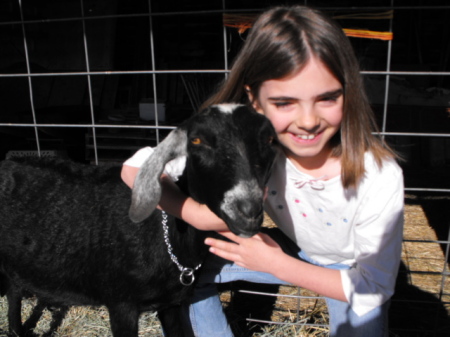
[122, 6, 404, 337]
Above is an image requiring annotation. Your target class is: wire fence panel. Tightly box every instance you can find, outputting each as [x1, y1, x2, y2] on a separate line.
[0, 1, 449, 336]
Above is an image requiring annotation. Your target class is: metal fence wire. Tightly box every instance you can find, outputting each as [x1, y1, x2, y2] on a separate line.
[0, 1, 449, 336]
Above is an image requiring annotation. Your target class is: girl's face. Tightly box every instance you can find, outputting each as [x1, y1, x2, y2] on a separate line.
[251, 57, 343, 169]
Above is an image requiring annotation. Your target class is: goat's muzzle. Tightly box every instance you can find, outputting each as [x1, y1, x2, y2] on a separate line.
[235, 201, 264, 237]
[219, 180, 265, 238]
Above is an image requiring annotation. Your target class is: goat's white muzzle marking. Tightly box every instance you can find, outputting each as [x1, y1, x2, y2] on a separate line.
[220, 179, 263, 221]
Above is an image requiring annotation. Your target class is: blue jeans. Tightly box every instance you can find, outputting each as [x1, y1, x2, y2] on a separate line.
[186, 229, 390, 337]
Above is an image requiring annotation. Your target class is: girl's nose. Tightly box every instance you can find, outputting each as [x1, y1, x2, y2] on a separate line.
[294, 107, 320, 132]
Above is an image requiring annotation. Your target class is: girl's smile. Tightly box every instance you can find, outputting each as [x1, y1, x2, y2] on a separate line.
[250, 57, 344, 176]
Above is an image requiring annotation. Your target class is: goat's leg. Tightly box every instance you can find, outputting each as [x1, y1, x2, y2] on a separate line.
[158, 306, 193, 337]
[107, 303, 140, 337]
[41, 305, 69, 337]
[22, 300, 46, 336]
[6, 287, 23, 337]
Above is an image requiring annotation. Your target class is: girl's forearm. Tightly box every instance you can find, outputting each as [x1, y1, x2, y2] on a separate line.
[206, 231, 347, 303]
[158, 176, 229, 231]
[121, 165, 140, 189]
[273, 254, 347, 302]
[121, 165, 228, 231]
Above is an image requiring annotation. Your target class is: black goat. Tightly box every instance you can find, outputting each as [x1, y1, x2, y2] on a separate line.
[0, 104, 277, 337]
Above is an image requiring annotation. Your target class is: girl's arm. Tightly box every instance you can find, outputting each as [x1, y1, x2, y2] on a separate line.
[158, 175, 229, 231]
[121, 164, 229, 232]
[121, 165, 140, 189]
[206, 231, 347, 302]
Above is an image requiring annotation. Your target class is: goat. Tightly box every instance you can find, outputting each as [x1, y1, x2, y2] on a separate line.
[0, 104, 277, 337]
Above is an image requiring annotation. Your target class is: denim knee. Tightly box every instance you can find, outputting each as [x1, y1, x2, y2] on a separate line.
[327, 297, 390, 337]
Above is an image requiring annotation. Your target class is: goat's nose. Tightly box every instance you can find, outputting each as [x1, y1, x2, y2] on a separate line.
[237, 200, 263, 219]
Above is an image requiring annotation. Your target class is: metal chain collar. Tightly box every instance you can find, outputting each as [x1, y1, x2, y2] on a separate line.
[161, 211, 202, 286]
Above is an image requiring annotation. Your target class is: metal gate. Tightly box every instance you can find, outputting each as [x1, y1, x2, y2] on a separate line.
[1, 1, 449, 336]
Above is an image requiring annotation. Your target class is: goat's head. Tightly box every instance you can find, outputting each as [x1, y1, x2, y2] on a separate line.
[129, 104, 278, 238]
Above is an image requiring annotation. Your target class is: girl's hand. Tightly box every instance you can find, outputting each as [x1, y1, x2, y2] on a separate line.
[206, 231, 347, 302]
[205, 231, 285, 274]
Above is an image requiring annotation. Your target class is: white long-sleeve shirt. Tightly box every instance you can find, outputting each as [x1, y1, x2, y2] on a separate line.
[124, 147, 404, 316]
[264, 150, 404, 316]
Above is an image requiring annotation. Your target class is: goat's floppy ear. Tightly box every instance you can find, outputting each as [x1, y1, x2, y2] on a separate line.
[129, 127, 188, 223]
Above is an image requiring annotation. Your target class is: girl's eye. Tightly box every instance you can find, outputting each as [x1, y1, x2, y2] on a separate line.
[273, 101, 293, 108]
[321, 95, 338, 102]
[320, 93, 342, 104]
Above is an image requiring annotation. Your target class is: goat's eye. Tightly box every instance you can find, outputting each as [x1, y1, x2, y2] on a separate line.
[268, 136, 274, 144]
[191, 138, 202, 145]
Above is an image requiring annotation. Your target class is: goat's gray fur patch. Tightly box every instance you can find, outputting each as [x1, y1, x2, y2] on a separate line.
[220, 179, 262, 221]
[129, 128, 188, 223]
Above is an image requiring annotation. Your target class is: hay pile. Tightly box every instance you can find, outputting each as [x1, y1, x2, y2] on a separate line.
[0, 298, 163, 336]
[402, 196, 449, 297]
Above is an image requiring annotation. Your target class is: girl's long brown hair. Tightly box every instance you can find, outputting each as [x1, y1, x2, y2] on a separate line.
[201, 6, 397, 189]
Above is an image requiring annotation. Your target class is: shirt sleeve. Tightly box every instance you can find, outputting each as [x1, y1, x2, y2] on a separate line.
[340, 162, 404, 316]
[123, 146, 186, 182]
[123, 147, 154, 168]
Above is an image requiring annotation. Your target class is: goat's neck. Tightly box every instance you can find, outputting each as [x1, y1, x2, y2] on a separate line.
[168, 174, 210, 264]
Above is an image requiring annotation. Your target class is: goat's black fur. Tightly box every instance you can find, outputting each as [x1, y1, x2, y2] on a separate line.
[0, 104, 277, 337]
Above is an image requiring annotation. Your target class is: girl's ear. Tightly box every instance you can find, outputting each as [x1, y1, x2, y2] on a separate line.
[244, 85, 263, 114]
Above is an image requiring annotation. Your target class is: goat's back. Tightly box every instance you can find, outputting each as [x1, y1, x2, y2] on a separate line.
[0, 158, 202, 311]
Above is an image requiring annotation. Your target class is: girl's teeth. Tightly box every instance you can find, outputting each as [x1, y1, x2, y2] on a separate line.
[297, 134, 315, 140]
